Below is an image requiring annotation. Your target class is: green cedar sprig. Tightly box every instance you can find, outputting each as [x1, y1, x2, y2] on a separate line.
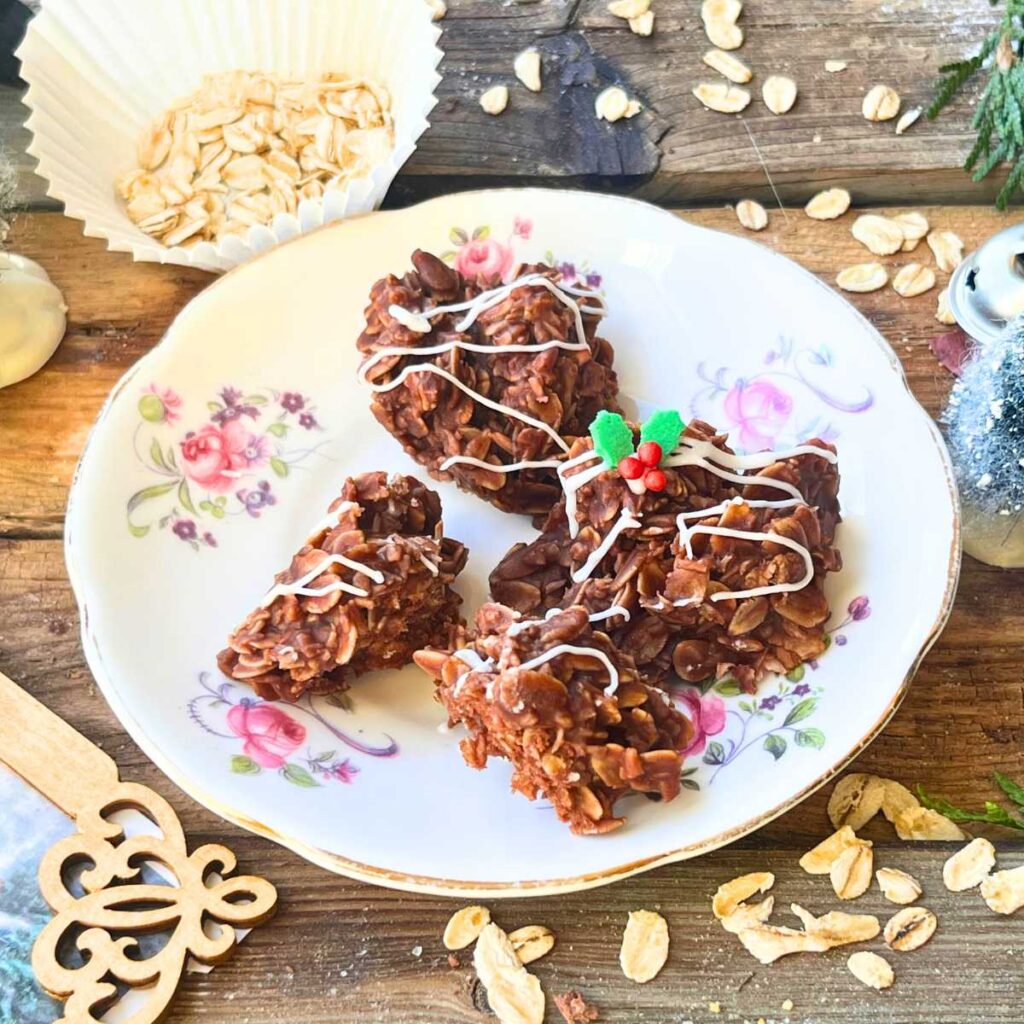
[928, 0, 1024, 208]
[918, 771, 1024, 831]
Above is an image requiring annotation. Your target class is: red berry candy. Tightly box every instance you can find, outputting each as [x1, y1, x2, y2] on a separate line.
[618, 455, 644, 480]
[637, 441, 663, 468]
[644, 468, 667, 492]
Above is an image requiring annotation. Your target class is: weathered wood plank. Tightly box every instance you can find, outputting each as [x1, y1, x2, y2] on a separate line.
[0, 0, 1006, 208]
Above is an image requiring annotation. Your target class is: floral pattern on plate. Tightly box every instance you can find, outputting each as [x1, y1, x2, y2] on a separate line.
[692, 335, 875, 449]
[188, 673, 398, 788]
[440, 216, 604, 292]
[127, 384, 326, 549]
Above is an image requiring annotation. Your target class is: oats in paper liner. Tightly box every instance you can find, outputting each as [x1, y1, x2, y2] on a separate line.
[928, 230, 965, 273]
[735, 199, 769, 231]
[443, 905, 491, 950]
[703, 49, 753, 84]
[799, 826, 870, 875]
[893, 806, 966, 841]
[828, 774, 886, 830]
[762, 76, 798, 115]
[693, 82, 752, 113]
[876, 867, 922, 905]
[884, 906, 936, 951]
[895, 211, 930, 251]
[893, 263, 936, 298]
[117, 70, 395, 250]
[837, 263, 888, 293]
[847, 950, 895, 990]
[619, 910, 669, 983]
[981, 865, 1024, 914]
[473, 923, 545, 1024]
[508, 925, 556, 965]
[863, 85, 901, 122]
[805, 188, 852, 221]
[943, 837, 996, 892]
[719, 895, 775, 935]
[713, 872, 775, 919]
[830, 843, 874, 900]
[852, 214, 906, 256]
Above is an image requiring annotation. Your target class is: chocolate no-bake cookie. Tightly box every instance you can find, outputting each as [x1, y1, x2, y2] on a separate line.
[415, 604, 694, 835]
[218, 472, 468, 701]
[490, 419, 842, 693]
[356, 250, 620, 515]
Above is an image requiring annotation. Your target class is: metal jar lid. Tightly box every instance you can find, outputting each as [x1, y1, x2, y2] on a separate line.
[949, 221, 1024, 343]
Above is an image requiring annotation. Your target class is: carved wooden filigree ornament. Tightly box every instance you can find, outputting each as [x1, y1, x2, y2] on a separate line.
[0, 671, 278, 1024]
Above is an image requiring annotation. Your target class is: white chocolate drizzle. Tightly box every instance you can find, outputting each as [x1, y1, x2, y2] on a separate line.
[304, 500, 359, 542]
[557, 449, 606, 539]
[451, 647, 495, 697]
[416, 552, 440, 576]
[675, 510, 814, 602]
[518, 644, 621, 697]
[506, 603, 630, 637]
[260, 552, 385, 607]
[438, 454, 562, 474]
[361, 273, 604, 457]
[571, 508, 643, 583]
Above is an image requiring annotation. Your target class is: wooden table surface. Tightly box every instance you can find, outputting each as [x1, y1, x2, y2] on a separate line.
[3, 2, 1024, 1023]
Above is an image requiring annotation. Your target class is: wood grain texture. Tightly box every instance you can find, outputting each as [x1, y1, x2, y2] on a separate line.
[1, 207, 1024, 1023]
[0, 0, 1007, 209]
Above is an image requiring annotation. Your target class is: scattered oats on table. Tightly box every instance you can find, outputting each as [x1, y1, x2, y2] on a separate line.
[762, 75, 798, 115]
[805, 188, 851, 221]
[928, 229, 966, 273]
[703, 48, 753, 83]
[862, 84, 901, 122]
[116, 70, 395, 249]
[595, 85, 642, 122]
[701, 0, 744, 50]
[514, 50, 543, 92]
[893, 263, 937, 298]
[852, 214, 906, 256]
[480, 84, 510, 116]
[630, 10, 655, 35]
[735, 199, 768, 231]
[693, 82, 752, 113]
[508, 925, 556, 965]
[836, 262, 889, 293]
[619, 910, 670, 983]
[936, 286, 957, 325]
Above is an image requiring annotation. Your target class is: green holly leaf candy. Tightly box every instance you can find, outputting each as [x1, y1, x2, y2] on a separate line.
[639, 410, 685, 459]
[589, 411, 635, 469]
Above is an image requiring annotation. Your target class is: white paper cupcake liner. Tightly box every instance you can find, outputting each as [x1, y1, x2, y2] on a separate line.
[17, 0, 442, 273]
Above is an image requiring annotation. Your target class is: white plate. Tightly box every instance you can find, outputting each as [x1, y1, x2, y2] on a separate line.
[66, 189, 960, 897]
